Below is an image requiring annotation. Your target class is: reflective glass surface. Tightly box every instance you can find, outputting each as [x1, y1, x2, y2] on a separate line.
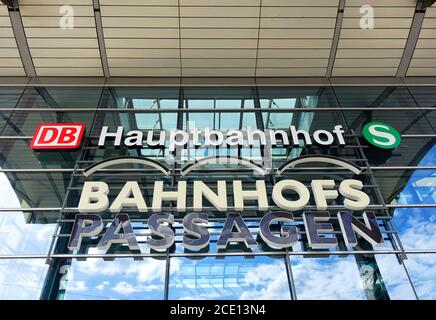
[373, 254, 418, 300]
[407, 87, 436, 108]
[391, 145, 436, 253]
[291, 255, 368, 300]
[333, 86, 418, 108]
[0, 85, 433, 300]
[0, 172, 70, 208]
[0, 87, 25, 109]
[0, 211, 55, 255]
[1, 111, 96, 136]
[0, 139, 80, 169]
[169, 256, 290, 300]
[404, 254, 436, 299]
[17, 87, 104, 109]
[290, 254, 415, 300]
[60, 258, 166, 300]
[0, 259, 49, 299]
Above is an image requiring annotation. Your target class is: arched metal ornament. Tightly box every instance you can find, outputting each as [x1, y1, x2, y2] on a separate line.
[180, 155, 267, 177]
[276, 155, 362, 176]
[82, 156, 172, 177]
[83, 155, 362, 177]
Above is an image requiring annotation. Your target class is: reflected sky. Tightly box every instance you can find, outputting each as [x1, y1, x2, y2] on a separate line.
[404, 254, 436, 300]
[393, 145, 435, 250]
[291, 254, 418, 300]
[0, 122, 434, 302]
[0, 172, 55, 255]
[0, 259, 48, 300]
[395, 145, 435, 206]
[391, 211, 436, 300]
[0, 172, 54, 299]
[374, 254, 417, 300]
[62, 256, 166, 300]
[291, 255, 367, 300]
[168, 255, 290, 300]
[391, 144, 436, 299]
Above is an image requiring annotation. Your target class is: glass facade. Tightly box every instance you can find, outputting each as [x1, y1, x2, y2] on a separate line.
[0, 84, 434, 300]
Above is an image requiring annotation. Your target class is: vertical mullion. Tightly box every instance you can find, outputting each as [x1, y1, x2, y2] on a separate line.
[164, 86, 185, 300]
[39, 82, 108, 300]
[284, 253, 297, 300]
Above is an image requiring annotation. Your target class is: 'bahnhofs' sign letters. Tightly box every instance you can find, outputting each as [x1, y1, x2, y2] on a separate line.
[31, 122, 402, 253]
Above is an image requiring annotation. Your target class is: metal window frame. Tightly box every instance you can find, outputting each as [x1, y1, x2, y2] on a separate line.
[0, 81, 434, 301]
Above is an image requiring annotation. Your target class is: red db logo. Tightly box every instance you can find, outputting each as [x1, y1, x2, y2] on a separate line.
[30, 123, 85, 150]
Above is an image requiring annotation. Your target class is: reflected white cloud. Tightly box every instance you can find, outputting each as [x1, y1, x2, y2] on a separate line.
[240, 262, 290, 300]
[291, 256, 366, 300]
[374, 254, 417, 299]
[73, 256, 170, 284]
[169, 256, 290, 300]
[388, 145, 436, 299]
[95, 281, 110, 291]
[0, 172, 54, 300]
[0, 259, 48, 299]
[67, 281, 87, 292]
[0, 173, 56, 255]
[392, 208, 436, 299]
[62, 258, 167, 300]
[395, 208, 436, 249]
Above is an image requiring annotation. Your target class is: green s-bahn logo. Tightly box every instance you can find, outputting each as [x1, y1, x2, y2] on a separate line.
[362, 122, 401, 149]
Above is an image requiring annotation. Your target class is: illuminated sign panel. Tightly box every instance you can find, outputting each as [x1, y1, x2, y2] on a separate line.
[30, 123, 85, 150]
[362, 121, 402, 149]
[97, 125, 347, 150]
[29, 122, 401, 254]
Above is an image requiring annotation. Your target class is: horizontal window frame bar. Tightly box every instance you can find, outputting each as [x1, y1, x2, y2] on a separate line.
[0, 166, 435, 173]
[56, 215, 395, 223]
[0, 204, 434, 212]
[1, 134, 435, 139]
[0, 76, 435, 87]
[65, 184, 381, 191]
[0, 107, 434, 112]
[1, 249, 436, 260]
[52, 229, 398, 238]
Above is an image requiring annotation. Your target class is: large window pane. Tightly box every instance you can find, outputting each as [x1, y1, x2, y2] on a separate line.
[59, 258, 166, 300]
[0, 259, 48, 299]
[0, 139, 80, 169]
[370, 255, 417, 300]
[0, 149, 56, 256]
[376, 170, 436, 206]
[0, 87, 25, 109]
[407, 86, 436, 108]
[1, 111, 96, 136]
[258, 87, 340, 108]
[169, 255, 290, 300]
[106, 87, 180, 109]
[17, 87, 104, 109]
[403, 254, 436, 299]
[0, 172, 70, 208]
[392, 208, 435, 250]
[344, 110, 434, 135]
[291, 255, 373, 300]
[334, 86, 417, 108]
[183, 87, 256, 131]
[291, 253, 418, 300]
[364, 137, 435, 167]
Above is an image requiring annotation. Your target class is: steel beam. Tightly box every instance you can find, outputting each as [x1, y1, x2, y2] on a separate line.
[1, 0, 13, 6]
[7, 0, 36, 77]
[419, 0, 436, 9]
[396, 2, 428, 77]
[326, 0, 346, 77]
[92, 0, 110, 77]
